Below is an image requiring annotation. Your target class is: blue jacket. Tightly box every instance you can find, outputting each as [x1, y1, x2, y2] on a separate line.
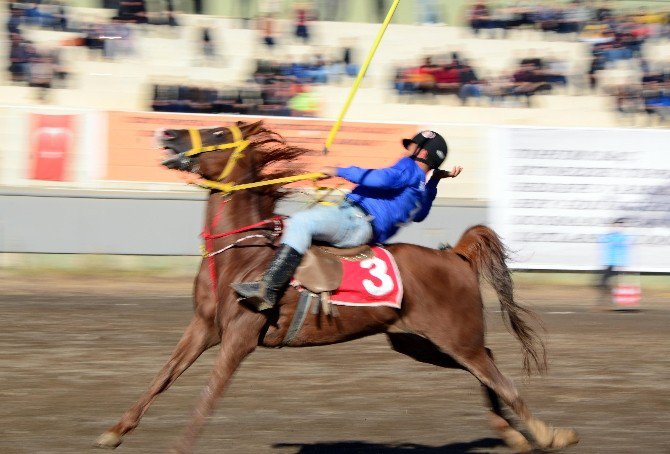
[337, 157, 439, 243]
[600, 231, 631, 267]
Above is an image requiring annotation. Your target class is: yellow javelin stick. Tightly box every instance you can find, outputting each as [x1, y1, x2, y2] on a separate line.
[323, 0, 400, 154]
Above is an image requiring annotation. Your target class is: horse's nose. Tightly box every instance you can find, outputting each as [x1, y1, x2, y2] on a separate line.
[163, 129, 178, 140]
[154, 129, 177, 148]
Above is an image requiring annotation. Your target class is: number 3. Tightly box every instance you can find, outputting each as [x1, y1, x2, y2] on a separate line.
[360, 257, 394, 296]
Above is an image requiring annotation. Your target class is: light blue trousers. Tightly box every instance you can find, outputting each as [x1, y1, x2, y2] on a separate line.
[281, 202, 373, 254]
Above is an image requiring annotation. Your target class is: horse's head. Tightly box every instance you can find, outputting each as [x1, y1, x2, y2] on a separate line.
[159, 120, 264, 181]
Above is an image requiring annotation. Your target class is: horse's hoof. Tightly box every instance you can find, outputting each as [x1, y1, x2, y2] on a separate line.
[527, 418, 554, 448]
[94, 431, 122, 449]
[551, 427, 580, 449]
[500, 427, 532, 452]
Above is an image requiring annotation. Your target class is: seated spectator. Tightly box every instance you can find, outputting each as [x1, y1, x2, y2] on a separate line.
[393, 66, 417, 95]
[7, 6, 23, 36]
[288, 84, 319, 117]
[432, 64, 460, 95]
[115, 0, 148, 24]
[642, 79, 670, 122]
[469, 1, 491, 36]
[214, 88, 241, 114]
[294, 6, 310, 43]
[258, 14, 277, 49]
[8, 33, 29, 83]
[28, 52, 55, 102]
[458, 63, 482, 105]
[342, 45, 358, 77]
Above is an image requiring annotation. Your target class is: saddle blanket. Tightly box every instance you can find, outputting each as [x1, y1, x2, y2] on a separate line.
[330, 246, 403, 309]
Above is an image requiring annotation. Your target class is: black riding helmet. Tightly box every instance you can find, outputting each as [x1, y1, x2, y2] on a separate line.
[403, 130, 448, 169]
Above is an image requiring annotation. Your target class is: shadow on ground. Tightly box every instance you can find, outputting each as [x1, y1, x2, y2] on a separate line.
[274, 437, 507, 453]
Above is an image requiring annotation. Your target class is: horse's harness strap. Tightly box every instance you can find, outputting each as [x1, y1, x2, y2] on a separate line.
[282, 290, 313, 346]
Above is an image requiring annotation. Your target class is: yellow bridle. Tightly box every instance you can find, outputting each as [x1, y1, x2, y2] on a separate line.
[183, 125, 325, 194]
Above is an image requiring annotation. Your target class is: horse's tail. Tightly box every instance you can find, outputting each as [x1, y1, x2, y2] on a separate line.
[453, 225, 547, 375]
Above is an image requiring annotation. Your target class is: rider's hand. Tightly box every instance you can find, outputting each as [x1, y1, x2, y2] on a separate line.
[319, 166, 338, 177]
[431, 166, 463, 180]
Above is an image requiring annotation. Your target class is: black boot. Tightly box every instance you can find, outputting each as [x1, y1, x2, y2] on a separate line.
[231, 244, 303, 311]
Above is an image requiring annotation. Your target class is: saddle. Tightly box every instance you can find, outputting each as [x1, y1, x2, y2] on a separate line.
[294, 243, 373, 294]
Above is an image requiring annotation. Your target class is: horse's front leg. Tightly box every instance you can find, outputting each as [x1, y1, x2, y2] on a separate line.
[172, 311, 267, 454]
[96, 316, 219, 449]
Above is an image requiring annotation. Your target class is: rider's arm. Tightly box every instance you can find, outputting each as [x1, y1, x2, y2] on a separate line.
[336, 161, 410, 189]
[413, 178, 439, 222]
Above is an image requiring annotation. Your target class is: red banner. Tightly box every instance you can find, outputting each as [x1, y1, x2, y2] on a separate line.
[29, 114, 75, 181]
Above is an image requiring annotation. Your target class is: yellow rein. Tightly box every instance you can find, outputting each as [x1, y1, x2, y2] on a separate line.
[183, 126, 326, 194]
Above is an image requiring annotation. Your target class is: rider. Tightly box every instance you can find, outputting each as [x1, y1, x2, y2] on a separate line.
[232, 130, 463, 311]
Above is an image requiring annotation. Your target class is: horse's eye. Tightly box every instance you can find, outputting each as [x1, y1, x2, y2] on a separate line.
[213, 130, 225, 136]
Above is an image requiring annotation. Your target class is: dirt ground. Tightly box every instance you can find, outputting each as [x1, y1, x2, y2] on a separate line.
[1, 273, 669, 454]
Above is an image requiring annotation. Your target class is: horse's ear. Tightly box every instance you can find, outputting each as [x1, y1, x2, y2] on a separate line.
[240, 120, 264, 137]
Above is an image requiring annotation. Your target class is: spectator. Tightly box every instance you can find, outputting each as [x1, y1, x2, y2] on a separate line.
[288, 84, 319, 116]
[7, 6, 23, 36]
[294, 5, 311, 43]
[416, 0, 440, 25]
[259, 14, 277, 49]
[8, 33, 29, 83]
[595, 218, 632, 310]
[469, 1, 491, 36]
[115, 1, 147, 24]
[342, 44, 359, 77]
[198, 23, 219, 65]
[28, 52, 55, 102]
[458, 63, 482, 105]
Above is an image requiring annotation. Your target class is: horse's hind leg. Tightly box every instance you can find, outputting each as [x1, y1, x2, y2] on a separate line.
[482, 349, 532, 452]
[95, 316, 219, 449]
[387, 333, 532, 451]
[458, 347, 579, 450]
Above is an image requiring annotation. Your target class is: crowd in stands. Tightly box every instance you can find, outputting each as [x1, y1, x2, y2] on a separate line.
[6, 2, 70, 100]
[609, 64, 670, 123]
[468, 1, 670, 40]
[151, 81, 319, 117]
[394, 53, 568, 107]
[4, 0, 670, 123]
[149, 50, 360, 117]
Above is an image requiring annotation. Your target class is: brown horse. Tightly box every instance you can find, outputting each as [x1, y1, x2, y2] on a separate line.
[95, 121, 578, 453]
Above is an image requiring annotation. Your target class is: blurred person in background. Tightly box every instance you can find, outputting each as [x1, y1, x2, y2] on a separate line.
[416, 0, 441, 25]
[197, 21, 220, 65]
[342, 38, 359, 77]
[457, 60, 482, 105]
[7, 4, 23, 36]
[468, 1, 491, 36]
[595, 218, 632, 309]
[8, 33, 29, 83]
[294, 3, 311, 43]
[28, 50, 55, 102]
[115, 0, 147, 24]
[288, 83, 319, 116]
[258, 13, 277, 49]
[101, 18, 133, 59]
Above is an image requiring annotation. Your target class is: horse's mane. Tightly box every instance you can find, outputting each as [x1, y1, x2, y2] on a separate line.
[245, 125, 314, 200]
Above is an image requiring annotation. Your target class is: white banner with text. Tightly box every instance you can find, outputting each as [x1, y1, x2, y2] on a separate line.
[490, 127, 670, 272]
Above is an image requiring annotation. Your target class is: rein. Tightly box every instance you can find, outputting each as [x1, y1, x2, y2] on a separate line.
[183, 125, 325, 193]
[201, 195, 284, 294]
